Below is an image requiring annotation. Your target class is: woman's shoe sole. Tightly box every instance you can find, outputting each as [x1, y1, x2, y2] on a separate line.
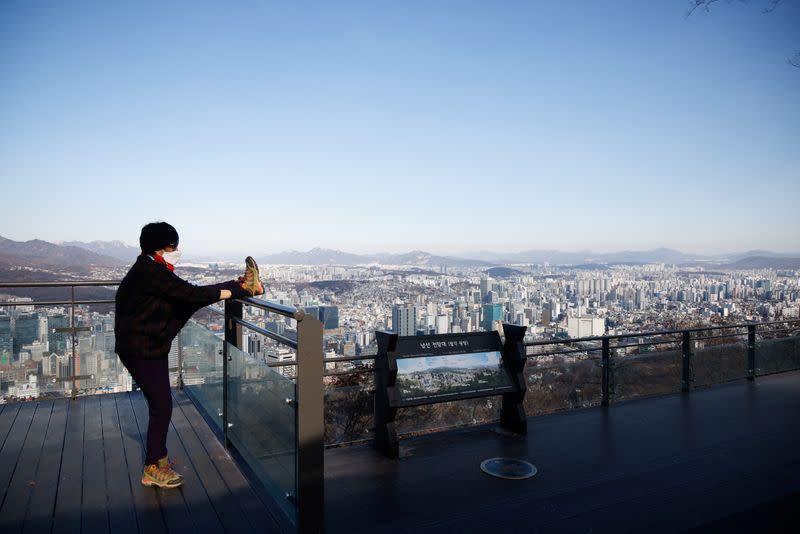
[141, 477, 182, 488]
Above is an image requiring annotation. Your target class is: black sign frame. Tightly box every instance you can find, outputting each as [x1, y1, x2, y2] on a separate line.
[374, 324, 528, 458]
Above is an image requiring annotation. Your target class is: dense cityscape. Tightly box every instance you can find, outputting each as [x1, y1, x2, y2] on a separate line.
[1, 258, 798, 402]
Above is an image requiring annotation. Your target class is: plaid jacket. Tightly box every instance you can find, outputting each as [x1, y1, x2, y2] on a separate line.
[114, 255, 221, 359]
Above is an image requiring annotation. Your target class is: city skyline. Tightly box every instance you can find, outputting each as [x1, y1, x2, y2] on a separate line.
[397, 352, 503, 374]
[2, 1, 799, 255]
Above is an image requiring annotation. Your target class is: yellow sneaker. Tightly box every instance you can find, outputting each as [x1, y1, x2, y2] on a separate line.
[241, 256, 264, 296]
[141, 463, 182, 488]
[157, 456, 183, 483]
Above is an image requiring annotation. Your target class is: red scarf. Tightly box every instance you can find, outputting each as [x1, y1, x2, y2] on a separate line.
[150, 254, 175, 272]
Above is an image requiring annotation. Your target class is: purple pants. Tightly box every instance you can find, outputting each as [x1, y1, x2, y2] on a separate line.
[119, 355, 172, 465]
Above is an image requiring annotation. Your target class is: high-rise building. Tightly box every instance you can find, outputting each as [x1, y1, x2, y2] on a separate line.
[540, 305, 553, 325]
[392, 305, 417, 336]
[480, 278, 491, 296]
[48, 314, 69, 354]
[567, 316, 606, 338]
[0, 314, 12, 356]
[304, 306, 319, 321]
[435, 314, 449, 335]
[14, 312, 40, 356]
[481, 303, 503, 332]
[635, 289, 647, 310]
[318, 306, 339, 330]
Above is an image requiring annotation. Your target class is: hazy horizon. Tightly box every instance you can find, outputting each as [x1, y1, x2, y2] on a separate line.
[2, 232, 799, 260]
[2, 1, 798, 255]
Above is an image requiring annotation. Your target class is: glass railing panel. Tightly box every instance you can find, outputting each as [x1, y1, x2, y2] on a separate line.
[0, 302, 130, 402]
[755, 335, 800, 376]
[324, 365, 505, 441]
[324, 372, 375, 446]
[691, 336, 749, 388]
[612, 346, 683, 402]
[523, 349, 603, 414]
[394, 397, 502, 436]
[226, 341, 297, 527]
[180, 320, 224, 434]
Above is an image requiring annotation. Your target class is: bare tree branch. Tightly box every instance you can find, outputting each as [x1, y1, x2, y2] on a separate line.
[762, 0, 781, 13]
[687, 0, 782, 17]
[686, 0, 798, 68]
[686, 0, 724, 18]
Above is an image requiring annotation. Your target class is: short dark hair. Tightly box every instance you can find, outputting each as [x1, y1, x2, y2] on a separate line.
[139, 222, 179, 254]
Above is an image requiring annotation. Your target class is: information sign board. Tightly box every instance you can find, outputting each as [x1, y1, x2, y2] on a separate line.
[374, 325, 528, 458]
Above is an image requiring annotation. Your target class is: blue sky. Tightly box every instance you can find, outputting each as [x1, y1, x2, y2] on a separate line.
[1, 0, 798, 256]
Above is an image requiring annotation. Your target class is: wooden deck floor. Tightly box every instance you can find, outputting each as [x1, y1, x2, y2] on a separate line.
[325, 371, 800, 533]
[0, 390, 279, 534]
[3, 372, 799, 533]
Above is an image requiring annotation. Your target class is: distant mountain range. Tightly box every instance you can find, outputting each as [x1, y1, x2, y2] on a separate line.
[462, 247, 800, 265]
[256, 246, 800, 269]
[0, 236, 125, 268]
[61, 240, 140, 262]
[0, 236, 798, 271]
[255, 248, 495, 268]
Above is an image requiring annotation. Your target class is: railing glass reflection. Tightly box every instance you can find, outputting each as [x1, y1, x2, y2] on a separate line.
[524, 347, 603, 413]
[755, 333, 800, 376]
[226, 341, 297, 524]
[179, 320, 225, 434]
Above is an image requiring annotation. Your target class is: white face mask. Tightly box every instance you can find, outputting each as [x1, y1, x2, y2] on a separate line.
[162, 250, 182, 265]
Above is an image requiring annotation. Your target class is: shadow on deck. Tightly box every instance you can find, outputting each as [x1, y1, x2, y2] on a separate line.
[2, 372, 799, 533]
[325, 371, 800, 533]
[0, 390, 278, 534]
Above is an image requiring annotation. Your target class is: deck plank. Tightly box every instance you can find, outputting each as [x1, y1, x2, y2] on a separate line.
[99, 394, 137, 534]
[52, 398, 84, 534]
[0, 401, 53, 533]
[2, 371, 795, 534]
[114, 393, 166, 534]
[23, 399, 68, 534]
[128, 391, 194, 533]
[0, 402, 35, 498]
[2, 390, 279, 534]
[169, 391, 254, 533]
[81, 395, 109, 533]
[150, 391, 227, 534]
[175, 390, 282, 532]
[0, 403, 21, 452]
[324, 371, 800, 533]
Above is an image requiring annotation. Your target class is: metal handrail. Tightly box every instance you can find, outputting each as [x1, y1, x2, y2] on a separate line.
[612, 339, 681, 351]
[692, 333, 748, 342]
[527, 347, 602, 358]
[0, 279, 120, 308]
[233, 317, 298, 350]
[523, 319, 799, 347]
[323, 354, 377, 364]
[238, 295, 306, 321]
[0, 299, 115, 307]
[0, 280, 123, 399]
[0, 280, 121, 288]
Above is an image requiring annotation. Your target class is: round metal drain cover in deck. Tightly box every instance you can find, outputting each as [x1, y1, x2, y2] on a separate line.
[480, 458, 537, 480]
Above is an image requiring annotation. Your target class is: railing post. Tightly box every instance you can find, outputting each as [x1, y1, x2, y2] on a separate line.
[601, 337, 610, 406]
[70, 285, 78, 399]
[682, 331, 693, 392]
[177, 331, 184, 389]
[747, 324, 756, 381]
[223, 299, 243, 448]
[295, 310, 324, 534]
